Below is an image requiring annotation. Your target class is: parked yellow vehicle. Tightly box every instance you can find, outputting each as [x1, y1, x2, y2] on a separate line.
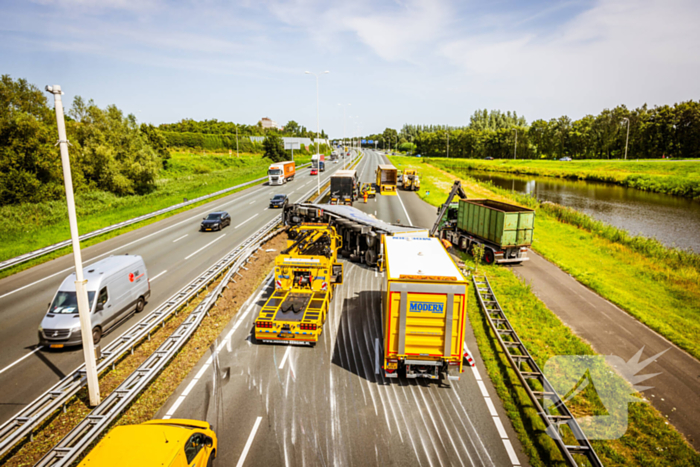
[402, 169, 420, 191]
[361, 182, 376, 198]
[381, 235, 468, 384]
[78, 419, 217, 466]
[255, 224, 343, 346]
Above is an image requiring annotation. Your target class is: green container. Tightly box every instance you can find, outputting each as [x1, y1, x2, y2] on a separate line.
[457, 199, 535, 248]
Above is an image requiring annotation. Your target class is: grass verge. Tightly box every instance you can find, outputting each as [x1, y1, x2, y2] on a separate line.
[426, 157, 700, 199]
[0, 234, 286, 467]
[390, 156, 700, 466]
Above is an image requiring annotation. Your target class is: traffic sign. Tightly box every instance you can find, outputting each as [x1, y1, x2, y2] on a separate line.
[362, 139, 366, 144]
[369, 140, 374, 144]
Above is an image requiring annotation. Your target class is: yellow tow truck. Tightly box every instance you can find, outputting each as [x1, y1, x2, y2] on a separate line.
[402, 169, 421, 191]
[255, 224, 343, 346]
[361, 183, 376, 198]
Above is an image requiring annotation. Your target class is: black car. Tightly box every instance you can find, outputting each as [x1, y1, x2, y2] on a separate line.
[269, 194, 288, 209]
[201, 211, 231, 231]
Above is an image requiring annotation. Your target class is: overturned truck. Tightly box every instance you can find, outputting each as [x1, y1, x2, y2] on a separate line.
[283, 203, 427, 267]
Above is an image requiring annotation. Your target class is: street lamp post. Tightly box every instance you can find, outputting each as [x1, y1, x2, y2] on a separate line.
[45, 85, 101, 407]
[622, 117, 630, 160]
[514, 128, 518, 159]
[339, 103, 350, 168]
[447, 132, 450, 158]
[305, 70, 329, 195]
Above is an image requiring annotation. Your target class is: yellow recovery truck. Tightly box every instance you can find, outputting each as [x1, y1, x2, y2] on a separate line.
[255, 224, 343, 346]
[401, 169, 420, 191]
[381, 235, 468, 384]
[376, 164, 398, 195]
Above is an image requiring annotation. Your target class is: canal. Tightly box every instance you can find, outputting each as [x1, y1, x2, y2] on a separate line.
[466, 171, 700, 254]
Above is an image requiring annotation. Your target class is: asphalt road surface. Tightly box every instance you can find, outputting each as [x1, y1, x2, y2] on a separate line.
[158, 150, 528, 466]
[0, 152, 363, 425]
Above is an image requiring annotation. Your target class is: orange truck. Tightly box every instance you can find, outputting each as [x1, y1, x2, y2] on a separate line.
[268, 161, 296, 185]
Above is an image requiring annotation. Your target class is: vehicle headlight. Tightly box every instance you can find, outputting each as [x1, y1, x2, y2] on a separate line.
[38, 325, 43, 332]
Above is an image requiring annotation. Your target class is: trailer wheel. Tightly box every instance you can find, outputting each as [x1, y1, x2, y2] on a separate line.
[364, 249, 377, 267]
[484, 248, 495, 265]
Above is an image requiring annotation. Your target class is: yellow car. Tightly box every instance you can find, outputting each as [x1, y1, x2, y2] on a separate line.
[361, 183, 376, 198]
[79, 419, 217, 467]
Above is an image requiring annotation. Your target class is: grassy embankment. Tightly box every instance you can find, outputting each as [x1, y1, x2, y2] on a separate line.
[391, 156, 700, 467]
[427, 158, 700, 199]
[0, 152, 310, 280]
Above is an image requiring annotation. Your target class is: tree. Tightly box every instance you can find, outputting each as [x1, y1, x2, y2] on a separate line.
[262, 133, 286, 162]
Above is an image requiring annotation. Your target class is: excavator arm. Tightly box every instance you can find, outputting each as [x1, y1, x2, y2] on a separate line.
[429, 180, 468, 237]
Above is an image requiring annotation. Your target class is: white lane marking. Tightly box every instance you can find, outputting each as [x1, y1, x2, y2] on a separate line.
[236, 417, 263, 467]
[470, 365, 520, 466]
[163, 394, 186, 419]
[375, 211, 377, 215]
[264, 207, 269, 211]
[249, 200, 256, 205]
[0, 185, 269, 300]
[374, 338, 380, 375]
[278, 346, 291, 369]
[0, 346, 43, 375]
[503, 439, 521, 465]
[185, 234, 226, 260]
[173, 234, 188, 242]
[150, 270, 167, 282]
[396, 192, 413, 225]
[235, 214, 259, 229]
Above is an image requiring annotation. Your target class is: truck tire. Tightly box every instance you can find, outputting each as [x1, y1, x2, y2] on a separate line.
[365, 249, 377, 267]
[484, 248, 495, 265]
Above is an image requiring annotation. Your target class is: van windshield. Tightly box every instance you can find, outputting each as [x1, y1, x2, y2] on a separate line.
[49, 291, 96, 314]
[268, 169, 282, 175]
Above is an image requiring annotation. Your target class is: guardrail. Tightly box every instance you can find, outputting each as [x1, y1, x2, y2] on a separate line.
[0, 153, 360, 463]
[473, 275, 603, 467]
[0, 163, 312, 273]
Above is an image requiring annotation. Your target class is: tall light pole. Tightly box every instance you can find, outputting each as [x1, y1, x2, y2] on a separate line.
[45, 85, 101, 407]
[305, 70, 329, 195]
[514, 128, 518, 159]
[622, 117, 630, 160]
[339, 103, 350, 168]
[447, 132, 450, 158]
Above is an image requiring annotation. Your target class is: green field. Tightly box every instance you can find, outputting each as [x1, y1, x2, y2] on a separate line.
[426, 158, 700, 199]
[390, 156, 700, 466]
[0, 152, 310, 278]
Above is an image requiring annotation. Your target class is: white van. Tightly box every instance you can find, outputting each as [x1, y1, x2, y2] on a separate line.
[38, 255, 150, 349]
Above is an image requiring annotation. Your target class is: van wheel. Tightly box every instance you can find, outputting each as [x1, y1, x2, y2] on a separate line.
[135, 297, 146, 313]
[92, 327, 102, 345]
[207, 450, 216, 467]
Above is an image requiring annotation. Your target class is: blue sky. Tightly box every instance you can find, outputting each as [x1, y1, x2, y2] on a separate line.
[2, 0, 699, 137]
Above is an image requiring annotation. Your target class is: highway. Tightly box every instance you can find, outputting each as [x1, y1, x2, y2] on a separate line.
[157, 150, 527, 466]
[0, 153, 362, 426]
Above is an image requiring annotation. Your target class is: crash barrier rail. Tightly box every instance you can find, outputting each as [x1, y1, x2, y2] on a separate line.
[35, 220, 282, 467]
[0, 163, 312, 272]
[473, 275, 603, 467]
[0, 152, 360, 463]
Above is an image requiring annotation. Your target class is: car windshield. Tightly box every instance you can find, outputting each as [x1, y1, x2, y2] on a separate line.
[49, 291, 96, 314]
[272, 196, 285, 201]
[268, 169, 282, 175]
[206, 214, 221, 220]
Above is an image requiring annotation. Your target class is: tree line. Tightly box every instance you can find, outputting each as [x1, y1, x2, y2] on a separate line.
[362, 105, 700, 159]
[1, 75, 166, 205]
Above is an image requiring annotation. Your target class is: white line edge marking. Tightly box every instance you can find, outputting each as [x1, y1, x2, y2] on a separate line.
[249, 200, 256, 204]
[235, 213, 259, 229]
[278, 346, 291, 369]
[396, 190, 413, 225]
[150, 270, 167, 281]
[172, 234, 188, 243]
[185, 234, 226, 260]
[0, 346, 43, 375]
[236, 416, 263, 467]
[470, 365, 519, 466]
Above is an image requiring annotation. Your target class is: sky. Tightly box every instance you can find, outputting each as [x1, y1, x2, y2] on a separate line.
[2, 0, 699, 137]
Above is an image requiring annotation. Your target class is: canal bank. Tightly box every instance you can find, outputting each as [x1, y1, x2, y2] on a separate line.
[388, 155, 700, 466]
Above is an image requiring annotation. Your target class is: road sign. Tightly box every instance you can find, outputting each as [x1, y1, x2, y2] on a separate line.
[284, 141, 301, 150]
[362, 139, 366, 144]
[369, 140, 374, 144]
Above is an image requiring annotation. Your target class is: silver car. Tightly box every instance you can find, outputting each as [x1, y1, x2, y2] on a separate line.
[38, 255, 150, 348]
